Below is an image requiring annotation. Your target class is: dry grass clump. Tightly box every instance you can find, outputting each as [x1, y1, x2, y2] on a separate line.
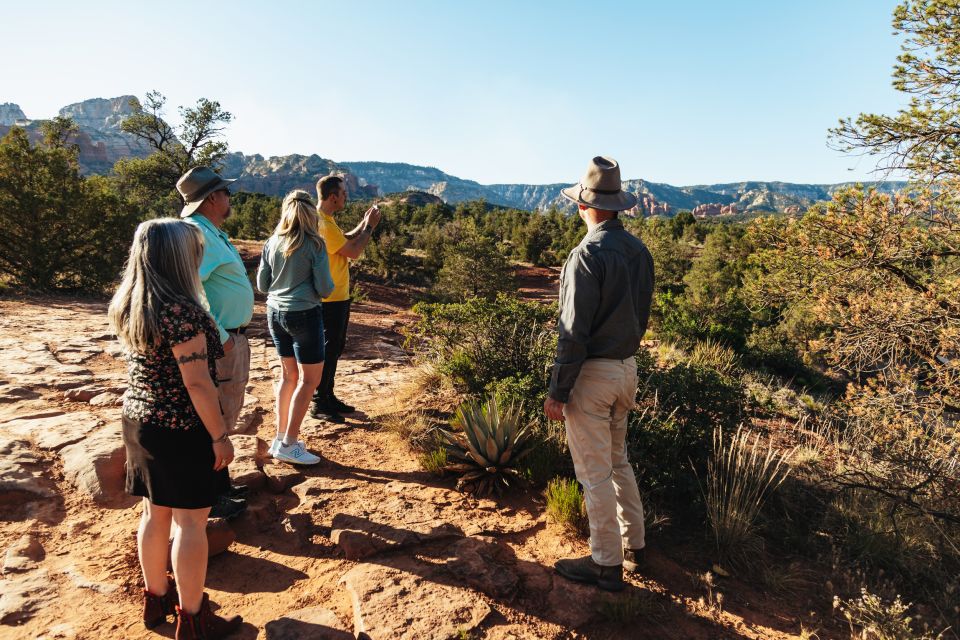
[688, 339, 741, 378]
[698, 425, 795, 566]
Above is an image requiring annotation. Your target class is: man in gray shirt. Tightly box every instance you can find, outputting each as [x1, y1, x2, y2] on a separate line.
[545, 156, 654, 592]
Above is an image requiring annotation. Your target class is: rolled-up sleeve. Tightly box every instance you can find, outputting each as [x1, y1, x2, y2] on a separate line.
[549, 249, 602, 402]
[256, 242, 272, 294]
[312, 243, 335, 299]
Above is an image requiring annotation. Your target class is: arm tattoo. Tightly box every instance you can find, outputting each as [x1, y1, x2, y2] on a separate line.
[177, 350, 208, 365]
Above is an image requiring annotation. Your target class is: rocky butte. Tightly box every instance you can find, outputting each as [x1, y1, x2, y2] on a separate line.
[1, 95, 909, 215]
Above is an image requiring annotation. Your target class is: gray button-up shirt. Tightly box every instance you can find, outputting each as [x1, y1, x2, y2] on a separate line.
[549, 218, 654, 402]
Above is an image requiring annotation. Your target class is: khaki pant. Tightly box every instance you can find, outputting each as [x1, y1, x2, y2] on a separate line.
[216, 333, 250, 434]
[564, 357, 645, 566]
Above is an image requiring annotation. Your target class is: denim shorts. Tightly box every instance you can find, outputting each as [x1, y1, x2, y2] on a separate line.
[267, 305, 325, 364]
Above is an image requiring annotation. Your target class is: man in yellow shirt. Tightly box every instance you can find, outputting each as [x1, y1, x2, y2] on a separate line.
[310, 174, 382, 423]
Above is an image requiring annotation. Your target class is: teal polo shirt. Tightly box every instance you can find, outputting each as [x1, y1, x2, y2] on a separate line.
[184, 214, 255, 345]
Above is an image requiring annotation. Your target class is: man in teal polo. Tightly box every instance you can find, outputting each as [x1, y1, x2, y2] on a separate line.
[177, 166, 255, 437]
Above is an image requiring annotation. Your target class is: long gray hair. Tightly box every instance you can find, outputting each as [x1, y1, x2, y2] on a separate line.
[108, 219, 207, 354]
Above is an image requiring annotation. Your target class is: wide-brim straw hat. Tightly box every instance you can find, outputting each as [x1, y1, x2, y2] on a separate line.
[177, 166, 237, 217]
[560, 156, 638, 212]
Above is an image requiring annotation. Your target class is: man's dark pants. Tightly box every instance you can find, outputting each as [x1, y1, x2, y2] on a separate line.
[313, 299, 351, 406]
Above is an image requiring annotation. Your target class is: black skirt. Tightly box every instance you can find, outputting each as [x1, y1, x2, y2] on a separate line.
[122, 415, 230, 509]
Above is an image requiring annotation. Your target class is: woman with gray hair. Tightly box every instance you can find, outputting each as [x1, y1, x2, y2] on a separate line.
[109, 219, 242, 639]
[257, 189, 335, 465]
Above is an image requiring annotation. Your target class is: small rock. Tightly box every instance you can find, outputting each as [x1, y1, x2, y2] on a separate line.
[207, 518, 235, 557]
[63, 386, 104, 403]
[265, 607, 353, 640]
[229, 435, 267, 490]
[88, 392, 122, 407]
[59, 422, 132, 506]
[444, 536, 519, 599]
[3, 535, 45, 574]
[262, 461, 305, 494]
[341, 559, 490, 640]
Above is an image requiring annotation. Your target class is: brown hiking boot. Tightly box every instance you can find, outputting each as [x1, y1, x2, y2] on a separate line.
[175, 593, 242, 639]
[554, 555, 625, 592]
[623, 547, 646, 573]
[142, 574, 178, 629]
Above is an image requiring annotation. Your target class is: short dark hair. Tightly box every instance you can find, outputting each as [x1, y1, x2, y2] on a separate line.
[317, 175, 344, 201]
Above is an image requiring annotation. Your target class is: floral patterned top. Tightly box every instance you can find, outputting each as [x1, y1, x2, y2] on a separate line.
[122, 302, 224, 430]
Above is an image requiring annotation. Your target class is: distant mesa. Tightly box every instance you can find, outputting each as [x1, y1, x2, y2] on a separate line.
[379, 191, 445, 208]
[1, 95, 909, 215]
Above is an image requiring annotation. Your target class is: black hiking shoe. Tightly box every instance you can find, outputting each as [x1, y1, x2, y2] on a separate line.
[209, 495, 246, 520]
[328, 396, 356, 414]
[555, 555, 625, 592]
[310, 402, 346, 424]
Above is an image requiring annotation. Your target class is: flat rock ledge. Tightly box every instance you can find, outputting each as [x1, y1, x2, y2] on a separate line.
[341, 559, 491, 640]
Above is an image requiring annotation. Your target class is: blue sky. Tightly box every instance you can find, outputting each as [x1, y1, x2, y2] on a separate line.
[2, 1, 903, 185]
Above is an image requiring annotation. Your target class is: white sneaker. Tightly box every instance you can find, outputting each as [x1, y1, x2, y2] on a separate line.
[273, 442, 321, 466]
[269, 437, 304, 456]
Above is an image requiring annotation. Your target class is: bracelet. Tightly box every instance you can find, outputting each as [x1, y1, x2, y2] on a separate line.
[212, 433, 229, 444]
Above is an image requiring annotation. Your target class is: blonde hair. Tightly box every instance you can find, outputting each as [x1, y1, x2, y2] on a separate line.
[274, 190, 323, 257]
[108, 219, 208, 354]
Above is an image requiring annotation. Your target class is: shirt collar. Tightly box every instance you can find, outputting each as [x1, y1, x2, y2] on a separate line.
[191, 213, 228, 238]
[587, 218, 624, 237]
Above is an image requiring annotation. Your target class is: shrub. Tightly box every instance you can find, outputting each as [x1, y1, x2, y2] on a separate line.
[434, 219, 516, 300]
[834, 589, 942, 640]
[408, 295, 555, 398]
[0, 125, 139, 291]
[441, 395, 535, 497]
[698, 425, 795, 567]
[544, 477, 588, 535]
[628, 354, 746, 499]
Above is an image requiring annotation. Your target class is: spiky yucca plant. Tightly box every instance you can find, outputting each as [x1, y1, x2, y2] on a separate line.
[441, 395, 534, 497]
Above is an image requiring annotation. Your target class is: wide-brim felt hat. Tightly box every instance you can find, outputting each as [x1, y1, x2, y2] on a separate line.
[177, 166, 237, 217]
[561, 156, 638, 212]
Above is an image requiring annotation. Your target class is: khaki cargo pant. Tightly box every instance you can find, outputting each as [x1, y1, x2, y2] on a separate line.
[563, 357, 646, 566]
[216, 333, 250, 434]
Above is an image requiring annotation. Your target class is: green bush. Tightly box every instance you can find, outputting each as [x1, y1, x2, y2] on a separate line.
[408, 294, 556, 397]
[628, 352, 746, 500]
[0, 125, 139, 291]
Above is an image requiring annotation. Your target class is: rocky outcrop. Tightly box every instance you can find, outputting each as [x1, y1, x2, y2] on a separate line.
[693, 203, 739, 217]
[0, 103, 26, 126]
[59, 422, 131, 506]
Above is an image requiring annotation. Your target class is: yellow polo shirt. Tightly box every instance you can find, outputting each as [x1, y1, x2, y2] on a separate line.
[318, 212, 350, 302]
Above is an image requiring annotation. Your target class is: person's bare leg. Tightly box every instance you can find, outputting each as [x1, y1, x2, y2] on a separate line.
[275, 356, 298, 442]
[284, 362, 324, 443]
[138, 499, 173, 595]
[171, 507, 211, 614]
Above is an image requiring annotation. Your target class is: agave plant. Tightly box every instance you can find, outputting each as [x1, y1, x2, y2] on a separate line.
[440, 395, 535, 497]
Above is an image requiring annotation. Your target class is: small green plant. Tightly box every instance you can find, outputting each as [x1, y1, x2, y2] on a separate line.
[441, 395, 534, 497]
[418, 446, 447, 476]
[596, 590, 669, 623]
[697, 425, 795, 566]
[544, 477, 588, 535]
[834, 588, 942, 640]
